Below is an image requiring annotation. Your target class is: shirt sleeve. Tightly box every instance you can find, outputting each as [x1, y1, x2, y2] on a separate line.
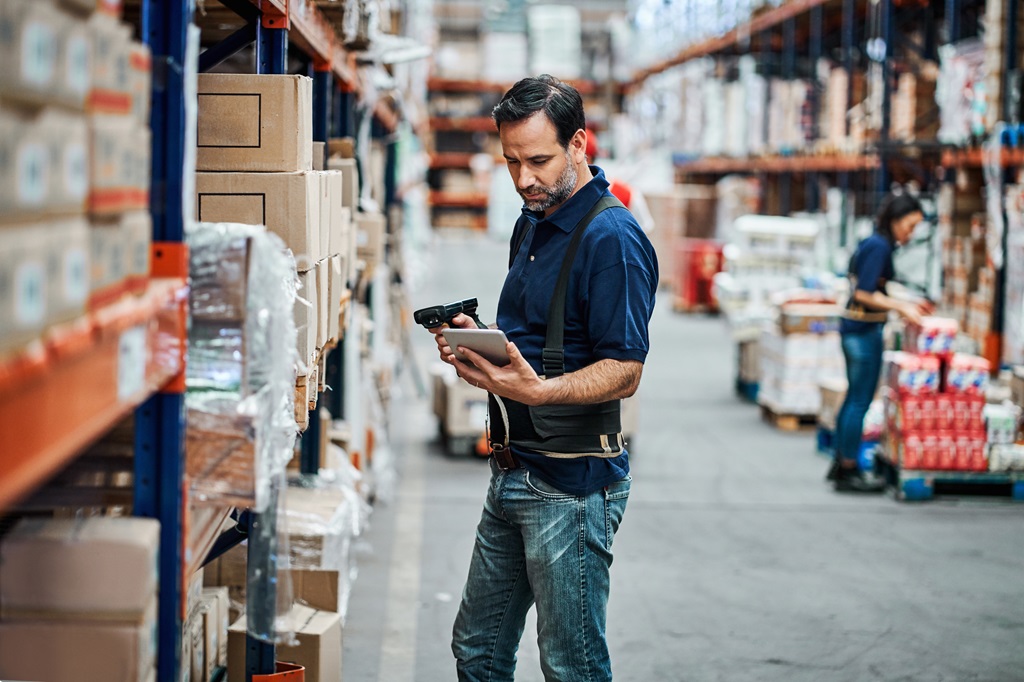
[582, 213, 659, 363]
[853, 239, 891, 294]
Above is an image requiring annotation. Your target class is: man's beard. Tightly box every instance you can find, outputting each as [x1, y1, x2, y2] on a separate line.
[520, 155, 578, 212]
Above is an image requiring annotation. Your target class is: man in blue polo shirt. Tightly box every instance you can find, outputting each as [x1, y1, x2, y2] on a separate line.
[428, 75, 658, 682]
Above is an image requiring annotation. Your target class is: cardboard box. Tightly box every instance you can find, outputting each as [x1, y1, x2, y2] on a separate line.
[433, 365, 488, 439]
[90, 219, 128, 295]
[197, 74, 313, 172]
[0, 0, 63, 107]
[316, 259, 329, 349]
[89, 114, 151, 216]
[0, 599, 157, 682]
[202, 544, 246, 623]
[88, 13, 132, 114]
[196, 171, 321, 270]
[202, 587, 230, 669]
[47, 217, 91, 324]
[295, 268, 318, 366]
[0, 224, 50, 352]
[229, 605, 342, 682]
[0, 517, 159, 620]
[326, 156, 359, 210]
[123, 209, 153, 281]
[325, 172, 346, 256]
[327, 254, 343, 342]
[312, 141, 325, 170]
[356, 211, 386, 273]
[0, 108, 89, 221]
[317, 172, 332, 260]
[287, 568, 343, 613]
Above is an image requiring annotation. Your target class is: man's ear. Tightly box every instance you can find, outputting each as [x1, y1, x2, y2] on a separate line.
[570, 128, 587, 164]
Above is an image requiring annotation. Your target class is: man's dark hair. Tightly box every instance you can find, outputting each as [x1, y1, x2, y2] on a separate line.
[492, 75, 586, 149]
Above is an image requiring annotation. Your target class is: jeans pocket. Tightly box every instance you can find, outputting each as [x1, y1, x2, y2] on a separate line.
[524, 471, 576, 500]
[604, 476, 630, 547]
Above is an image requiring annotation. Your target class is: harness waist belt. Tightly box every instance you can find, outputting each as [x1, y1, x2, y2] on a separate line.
[488, 394, 624, 458]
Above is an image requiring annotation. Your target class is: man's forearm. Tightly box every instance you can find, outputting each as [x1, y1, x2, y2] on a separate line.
[529, 359, 643, 406]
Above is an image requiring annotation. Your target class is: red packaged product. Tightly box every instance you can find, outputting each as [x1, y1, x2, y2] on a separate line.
[898, 433, 925, 469]
[935, 433, 957, 470]
[920, 433, 940, 470]
[954, 435, 973, 471]
[953, 395, 986, 433]
[919, 395, 937, 432]
[934, 394, 956, 431]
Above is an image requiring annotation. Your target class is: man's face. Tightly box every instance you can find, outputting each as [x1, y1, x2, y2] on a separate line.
[499, 112, 581, 214]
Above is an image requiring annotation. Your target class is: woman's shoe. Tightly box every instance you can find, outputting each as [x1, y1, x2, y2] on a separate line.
[833, 467, 886, 493]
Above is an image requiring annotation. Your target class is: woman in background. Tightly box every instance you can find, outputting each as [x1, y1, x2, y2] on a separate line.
[830, 193, 932, 492]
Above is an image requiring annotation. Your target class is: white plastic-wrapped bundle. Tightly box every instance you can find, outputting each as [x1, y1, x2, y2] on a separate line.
[702, 78, 725, 157]
[185, 222, 299, 512]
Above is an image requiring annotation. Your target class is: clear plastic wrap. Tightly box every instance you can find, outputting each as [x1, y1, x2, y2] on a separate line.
[283, 471, 370, 622]
[184, 222, 299, 512]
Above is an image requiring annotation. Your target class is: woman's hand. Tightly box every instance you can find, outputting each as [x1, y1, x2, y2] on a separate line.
[899, 301, 926, 326]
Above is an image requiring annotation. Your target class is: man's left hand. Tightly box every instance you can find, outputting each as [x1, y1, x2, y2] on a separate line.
[450, 341, 546, 405]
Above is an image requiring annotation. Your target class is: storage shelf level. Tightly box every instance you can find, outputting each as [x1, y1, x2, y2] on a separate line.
[430, 116, 497, 133]
[631, 0, 833, 85]
[674, 153, 881, 174]
[0, 278, 187, 512]
[429, 191, 489, 208]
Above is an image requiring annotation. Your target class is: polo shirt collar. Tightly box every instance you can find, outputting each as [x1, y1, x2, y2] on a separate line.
[522, 166, 610, 233]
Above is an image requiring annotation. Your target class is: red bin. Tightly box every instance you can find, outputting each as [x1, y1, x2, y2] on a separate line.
[673, 238, 724, 313]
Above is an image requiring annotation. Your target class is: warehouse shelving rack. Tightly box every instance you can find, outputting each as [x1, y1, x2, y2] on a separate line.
[1, 0, 401, 680]
[632, 0, 1016, 221]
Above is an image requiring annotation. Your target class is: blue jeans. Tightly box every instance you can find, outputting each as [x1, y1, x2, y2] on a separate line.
[452, 459, 631, 682]
[836, 326, 884, 466]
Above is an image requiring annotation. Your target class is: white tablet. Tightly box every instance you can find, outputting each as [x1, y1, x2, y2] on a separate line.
[442, 329, 511, 366]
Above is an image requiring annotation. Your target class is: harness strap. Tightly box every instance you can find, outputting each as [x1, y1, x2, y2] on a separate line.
[542, 195, 624, 377]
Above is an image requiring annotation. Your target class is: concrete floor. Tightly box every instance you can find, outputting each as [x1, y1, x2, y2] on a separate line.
[342, 233, 1024, 682]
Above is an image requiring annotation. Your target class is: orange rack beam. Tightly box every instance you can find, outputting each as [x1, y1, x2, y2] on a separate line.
[941, 147, 1024, 168]
[675, 153, 881, 174]
[0, 278, 188, 512]
[429, 191, 490, 209]
[429, 116, 498, 133]
[245, 0, 356, 87]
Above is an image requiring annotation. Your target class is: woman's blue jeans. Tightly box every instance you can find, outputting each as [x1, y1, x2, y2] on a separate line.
[836, 326, 884, 466]
[452, 458, 631, 682]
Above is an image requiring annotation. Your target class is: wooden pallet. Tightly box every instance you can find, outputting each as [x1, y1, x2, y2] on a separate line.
[760, 404, 817, 432]
[877, 454, 1024, 502]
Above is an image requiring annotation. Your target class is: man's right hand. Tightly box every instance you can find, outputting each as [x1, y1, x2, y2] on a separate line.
[429, 313, 476, 364]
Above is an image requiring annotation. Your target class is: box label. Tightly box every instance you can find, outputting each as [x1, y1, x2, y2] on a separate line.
[14, 261, 46, 327]
[64, 142, 89, 201]
[65, 34, 91, 98]
[17, 142, 49, 205]
[22, 21, 57, 87]
[65, 247, 89, 306]
[118, 325, 147, 400]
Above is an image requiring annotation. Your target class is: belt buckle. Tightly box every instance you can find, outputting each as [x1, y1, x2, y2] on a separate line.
[490, 443, 516, 471]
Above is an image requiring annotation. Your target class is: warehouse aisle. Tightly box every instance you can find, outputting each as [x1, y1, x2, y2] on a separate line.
[343, 233, 1024, 682]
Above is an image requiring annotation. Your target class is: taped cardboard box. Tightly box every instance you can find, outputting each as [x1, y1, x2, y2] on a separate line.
[295, 268, 318, 367]
[90, 218, 129, 296]
[0, 107, 89, 221]
[0, 516, 159, 620]
[196, 171, 321, 270]
[0, 599, 157, 682]
[326, 156, 359, 210]
[316, 259, 329, 349]
[286, 568, 344, 613]
[202, 543, 247, 623]
[229, 605, 342, 682]
[0, 224, 50, 353]
[327, 254, 343, 342]
[326, 172, 347, 257]
[0, 0, 86, 109]
[89, 114, 151, 216]
[88, 13, 132, 114]
[356, 211, 386, 273]
[197, 74, 312, 172]
[46, 217, 91, 324]
[202, 587, 230, 668]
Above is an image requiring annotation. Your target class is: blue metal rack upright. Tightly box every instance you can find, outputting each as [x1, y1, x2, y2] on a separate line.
[135, 2, 194, 681]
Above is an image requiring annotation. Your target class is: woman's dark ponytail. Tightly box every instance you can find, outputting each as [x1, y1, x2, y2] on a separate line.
[876, 193, 923, 242]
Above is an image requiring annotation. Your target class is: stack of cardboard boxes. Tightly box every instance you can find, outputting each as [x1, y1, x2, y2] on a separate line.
[0, 517, 160, 681]
[0, 0, 150, 356]
[194, 74, 358, 430]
